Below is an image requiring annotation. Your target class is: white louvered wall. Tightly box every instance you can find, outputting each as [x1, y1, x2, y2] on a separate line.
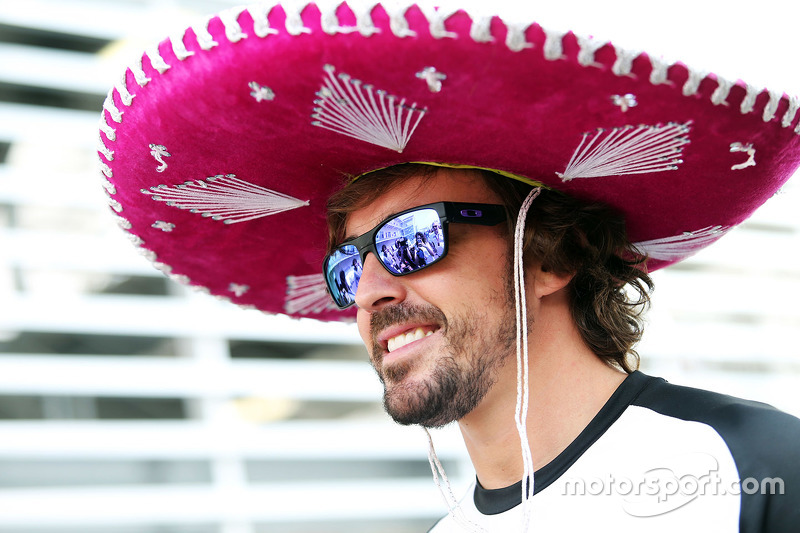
[0, 2, 799, 532]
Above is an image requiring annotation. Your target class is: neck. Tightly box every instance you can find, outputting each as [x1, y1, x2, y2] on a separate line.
[456, 292, 628, 490]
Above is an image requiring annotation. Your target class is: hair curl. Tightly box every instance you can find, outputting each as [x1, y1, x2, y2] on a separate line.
[326, 164, 653, 373]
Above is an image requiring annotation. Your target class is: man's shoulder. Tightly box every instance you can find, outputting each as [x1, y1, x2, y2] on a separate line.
[632, 373, 800, 449]
[631, 373, 800, 533]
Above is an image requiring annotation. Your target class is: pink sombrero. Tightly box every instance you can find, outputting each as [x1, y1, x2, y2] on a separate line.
[98, 2, 800, 322]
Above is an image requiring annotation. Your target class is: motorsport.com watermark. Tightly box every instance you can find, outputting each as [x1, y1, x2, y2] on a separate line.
[561, 454, 784, 517]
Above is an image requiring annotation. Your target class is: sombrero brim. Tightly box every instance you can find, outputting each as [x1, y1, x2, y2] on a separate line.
[98, 2, 800, 322]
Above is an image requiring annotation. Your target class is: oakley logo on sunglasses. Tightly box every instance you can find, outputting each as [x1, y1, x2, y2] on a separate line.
[323, 202, 506, 309]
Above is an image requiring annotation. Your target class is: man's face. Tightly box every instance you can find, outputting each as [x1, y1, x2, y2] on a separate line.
[344, 169, 517, 427]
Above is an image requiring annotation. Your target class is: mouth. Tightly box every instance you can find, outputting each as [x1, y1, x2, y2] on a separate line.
[386, 326, 436, 353]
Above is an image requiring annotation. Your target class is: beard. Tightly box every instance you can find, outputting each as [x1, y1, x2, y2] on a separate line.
[368, 290, 517, 428]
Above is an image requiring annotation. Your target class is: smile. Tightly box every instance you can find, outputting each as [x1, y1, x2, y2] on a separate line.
[386, 327, 435, 353]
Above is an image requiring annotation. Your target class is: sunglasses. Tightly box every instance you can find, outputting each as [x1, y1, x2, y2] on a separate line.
[324, 202, 507, 308]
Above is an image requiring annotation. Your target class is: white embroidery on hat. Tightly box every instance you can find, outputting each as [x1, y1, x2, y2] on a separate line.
[249, 81, 275, 102]
[319, 3, 357, 35]
[285, 274, 341, 315]
[577, 36, 606, 68]
[193, 17, 219, 50]
[783, 95, 800, 128]
[107, 194, 123, 213]
[711, 76, 734, 106]
[101, 175, 115, 195]
[611, 94, 637, 112]
[115, 72, 134, 106]
[762, 90, 782, 122]
[170, 273, 191, 285]
[142, 174, 309, 224]
[103, 92, 123, 124]
[219, 7, 248, 42]
[152, 262, 172, 275]
[127, 233, 144, 246]
[730, 142, 756, 170]
[129, 56, 151, 87]
[740, 84, 761, 114]
[97, 134, 114, 162]
[350, 2, 380, 37]
[557, 122, 690, 181]
[247, 4, 280, 38]
[504, 21, 533, 52]
[145, 46, 170, 74]
[170, 32, 194, 60]
[115, 217, 132, 230]
[469, 15, 493, 43]
[99, 159, 113, 179]
[149, 144, 171, 172]
[611, 47, 639, 77]
[542, 28, 566, 60]
[284, 3, 311, 36]
[634, 226, 730, 261]
[384, 4, 416, 38]
[312, 65, 427, 153]
[228, 283, 249, 297]
[648, 56, 671, 86]
[682, 67, 708, 96]
[419, 5, 459, 39]
[152, 220, 175, 232]
[416, 67, 446, 93]
[139, 248, 157, 262]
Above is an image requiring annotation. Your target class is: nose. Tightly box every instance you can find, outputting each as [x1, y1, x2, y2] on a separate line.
[354, 253, 407, 311]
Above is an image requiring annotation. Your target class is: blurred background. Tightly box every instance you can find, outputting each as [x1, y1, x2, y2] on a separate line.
[0, 1, 798, 532]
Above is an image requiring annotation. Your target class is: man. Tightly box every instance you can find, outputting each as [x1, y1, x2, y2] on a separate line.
[324, 163, 800, 531]
[99, 2, 800, 531]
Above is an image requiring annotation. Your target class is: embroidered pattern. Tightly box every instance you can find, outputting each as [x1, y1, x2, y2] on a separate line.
[611, 94, 637, 112]
[557, 122, 691, 181]
[730, 142, 756, 170]
[149, 144, 171, 172]
[228, 283, 250, 297]
[285, 274, 341, 315]
[416, 67, 447, 93]
[152, 220, 175, 232]
[311, 64, 427, 153]
[634, 226, 730, 261]
[249, 81, 275, 102]
[142, 174, 309, 224]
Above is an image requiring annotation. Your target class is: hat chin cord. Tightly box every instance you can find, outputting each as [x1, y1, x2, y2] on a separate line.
[424, 187, 542, 532]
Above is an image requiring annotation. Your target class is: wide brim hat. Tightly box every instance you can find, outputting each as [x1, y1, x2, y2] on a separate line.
[98, 2, 800, 322]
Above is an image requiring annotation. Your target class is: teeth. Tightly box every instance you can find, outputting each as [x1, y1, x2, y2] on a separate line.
[387, 327, 434, 352]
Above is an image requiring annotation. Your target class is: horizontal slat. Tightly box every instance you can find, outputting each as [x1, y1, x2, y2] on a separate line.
[0, 479, 458, 525]
[0, 102, 99, 146]
[0, 294, 360, 342]
[0, 43, 112, 95]
[0, 165, 104, 209]
[0, 355, 378, 400]
[639, 319, 800, 362]
[648, 270, 800, 322]
[0, 420, 466, 461]
[0, 0, 223, 42]
[1, 228, 161, 276]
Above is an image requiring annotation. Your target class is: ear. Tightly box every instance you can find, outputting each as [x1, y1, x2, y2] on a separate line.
[530, 264, 574, 299]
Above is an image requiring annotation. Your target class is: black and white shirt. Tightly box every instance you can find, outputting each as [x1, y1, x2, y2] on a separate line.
[429, 371, 800, 532]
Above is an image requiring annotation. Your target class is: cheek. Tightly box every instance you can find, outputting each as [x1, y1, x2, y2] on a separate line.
[356, 310, 372, 346]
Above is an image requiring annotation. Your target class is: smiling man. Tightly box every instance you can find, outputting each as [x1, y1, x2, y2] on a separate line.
[100, 2, 800, 532]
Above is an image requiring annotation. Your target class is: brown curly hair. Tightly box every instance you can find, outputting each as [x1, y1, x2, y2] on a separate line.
[326, 164, 653, 373]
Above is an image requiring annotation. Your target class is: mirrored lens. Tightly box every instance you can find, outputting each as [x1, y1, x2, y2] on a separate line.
[325, 244, 362, 307]
[376, 208, 444, 275]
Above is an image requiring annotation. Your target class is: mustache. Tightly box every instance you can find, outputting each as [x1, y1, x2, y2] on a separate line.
[369, 303, 447, 354]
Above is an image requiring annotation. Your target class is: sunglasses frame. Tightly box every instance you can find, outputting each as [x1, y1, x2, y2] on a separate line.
[324, 202, 507, 309]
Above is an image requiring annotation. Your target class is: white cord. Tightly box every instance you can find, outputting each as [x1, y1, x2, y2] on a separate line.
[424, 428, 487, 532]
[424, 187, 541, 532]
[513, 187, 542, 532]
